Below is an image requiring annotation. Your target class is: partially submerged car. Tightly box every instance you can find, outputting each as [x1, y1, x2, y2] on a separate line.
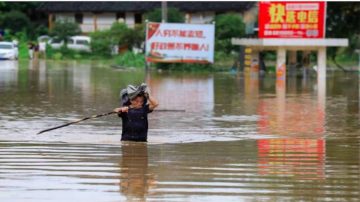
[37, 35, 51, 42]
[0, 42, 18, 60]
[67, 36, 91, 52]
[48, 36, 91, 52]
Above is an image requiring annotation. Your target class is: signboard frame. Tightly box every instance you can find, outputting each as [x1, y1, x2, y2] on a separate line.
[145, 22, 215, 64]
[258, 1, 326, 38]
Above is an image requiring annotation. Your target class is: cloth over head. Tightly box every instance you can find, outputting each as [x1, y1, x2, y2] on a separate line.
[120, 83, 148, 106]
[127, 83, 147, 100]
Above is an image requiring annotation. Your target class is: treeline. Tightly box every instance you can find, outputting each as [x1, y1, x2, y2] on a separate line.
[0, 2, 359, 69]
[326, 2, 360, 67]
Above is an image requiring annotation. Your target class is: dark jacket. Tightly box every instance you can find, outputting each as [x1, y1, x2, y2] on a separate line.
[118, 104, 153, 142]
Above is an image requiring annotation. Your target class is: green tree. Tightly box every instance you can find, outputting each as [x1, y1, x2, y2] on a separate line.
[90, 30, 112, 56]
[326, 2, 360, 69]
[145, 8, 185, 23]
[132, 24, 146, 49]
[50, 20, 81, 47]
[0, 11, 31, 34]
[214, 13, 246, 54]
[0, 2, 39, 13]
[110, 22, 145, 50]
[109, 22, 130, 46]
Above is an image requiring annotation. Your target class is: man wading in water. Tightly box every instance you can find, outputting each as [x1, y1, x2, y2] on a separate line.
[114, 84, 159, 142]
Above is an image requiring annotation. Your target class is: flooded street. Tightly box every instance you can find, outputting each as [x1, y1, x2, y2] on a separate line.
[0, 60, 359, 201]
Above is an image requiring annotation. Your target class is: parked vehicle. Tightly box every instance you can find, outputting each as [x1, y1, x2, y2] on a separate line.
[0, 42, 18, 60]
[37, 35, 51, 43]
[47, 37, 64, 49]
[67, 36, 91, 52]
[48, 36, 91, 52]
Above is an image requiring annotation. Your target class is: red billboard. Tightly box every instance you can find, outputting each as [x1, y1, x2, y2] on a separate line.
[258, 1, 326, 38]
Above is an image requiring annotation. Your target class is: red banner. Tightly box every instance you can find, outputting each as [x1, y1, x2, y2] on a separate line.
[258, 1, 326, 38]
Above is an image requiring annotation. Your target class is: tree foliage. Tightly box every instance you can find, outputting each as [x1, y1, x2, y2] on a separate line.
[0, 2, 40, 13]
[109, 22, 130, 46]
[90, 22, 145, 56]
[0, 11, 31, 33]
[90, 30, 112, 56]
[215, 13, 246, 54]
[326, 2, 360, 58]
[109, 22, 144, 49]
[131, 25, 146, 49]
[50, 20, 81, 45]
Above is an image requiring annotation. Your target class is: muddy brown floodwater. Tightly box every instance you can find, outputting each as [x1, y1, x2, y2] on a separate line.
[0, 60, 359, 201]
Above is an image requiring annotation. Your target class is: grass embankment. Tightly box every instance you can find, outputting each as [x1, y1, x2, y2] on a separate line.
[328, 54, 359, 70]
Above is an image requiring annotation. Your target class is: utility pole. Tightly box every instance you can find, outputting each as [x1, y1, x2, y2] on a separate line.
[145, 19, 149, 72]
[356, 49, 360, 74]
[162, 1, 167, 23]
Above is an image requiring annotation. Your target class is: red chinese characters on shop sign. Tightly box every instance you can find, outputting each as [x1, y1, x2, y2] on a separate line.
[258, 1, 326, 38]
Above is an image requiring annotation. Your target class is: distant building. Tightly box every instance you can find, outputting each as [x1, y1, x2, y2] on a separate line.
[37, 1, 255, 33]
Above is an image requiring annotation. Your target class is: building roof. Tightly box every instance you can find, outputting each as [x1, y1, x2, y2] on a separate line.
[37, 1, 255, 13]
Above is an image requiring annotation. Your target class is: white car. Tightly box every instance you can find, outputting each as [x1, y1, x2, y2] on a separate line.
[47, 37, 63, 49]
[67, 36, 91, 52]
[48, 36, 91, 52]
[0, 42, 18, 60]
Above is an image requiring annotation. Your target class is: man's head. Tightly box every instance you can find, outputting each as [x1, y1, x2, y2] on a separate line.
[130, 94, 145, 108]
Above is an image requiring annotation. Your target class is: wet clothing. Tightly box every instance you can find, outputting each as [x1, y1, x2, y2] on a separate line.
[118, 104, 152, 142]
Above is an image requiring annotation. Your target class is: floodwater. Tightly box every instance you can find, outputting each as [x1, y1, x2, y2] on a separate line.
[0, 60, 359, 201]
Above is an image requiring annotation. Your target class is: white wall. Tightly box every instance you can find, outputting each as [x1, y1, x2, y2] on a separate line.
[56, 12, 120, 32]
[97, 13, 117, 30]
[55, 13, 75, 22]
[81, 13, 95, 32]
[55, 11, 229, 33]
[125, 12, 135, 28]
[187, 12, 216, 24]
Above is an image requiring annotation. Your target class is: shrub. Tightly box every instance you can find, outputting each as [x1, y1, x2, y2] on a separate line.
[132, 24, 145, 50]
[110, 22, 145, 50]
[114, 51, 145, 68]
[90, 22, 146, 56]
[120, 24, 145, 50]
[50, 20, 81, 45]
[28, 24, 48, 40]
[2, 29, 13, 41]
[90, 30, 112, 57]
[53, 52, 63, 60]
[18, 40, 30, 59]
[109, 22, 129, 46]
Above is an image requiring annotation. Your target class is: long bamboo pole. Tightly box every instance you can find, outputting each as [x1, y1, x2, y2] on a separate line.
[37, 109, 185, 135]
[37, 111, 116, 135]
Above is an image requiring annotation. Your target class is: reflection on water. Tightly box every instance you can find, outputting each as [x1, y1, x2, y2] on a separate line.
[0, 60, 359, 201]
[0, 61, 18, 89]
[147, 73, 214, 112]
[119, 142, 155, 201]
[257, 139, 325, 180]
